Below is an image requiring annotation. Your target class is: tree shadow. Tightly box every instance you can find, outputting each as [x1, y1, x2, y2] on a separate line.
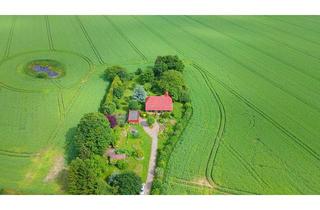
[56, 168, 68, 193]
[64, 127, 77, 164]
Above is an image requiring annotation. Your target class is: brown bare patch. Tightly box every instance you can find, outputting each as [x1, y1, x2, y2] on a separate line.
[44, 155, 65, 182]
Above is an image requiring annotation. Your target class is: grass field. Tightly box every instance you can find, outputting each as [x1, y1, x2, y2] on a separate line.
[0, 16, 320, 194]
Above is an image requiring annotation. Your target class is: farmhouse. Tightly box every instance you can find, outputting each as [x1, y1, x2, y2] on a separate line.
[128, 110, 139, 124]
[145, 91, 173, 112]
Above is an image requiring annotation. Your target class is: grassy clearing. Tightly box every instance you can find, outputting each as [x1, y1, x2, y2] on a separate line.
[0, 16, 320, 194]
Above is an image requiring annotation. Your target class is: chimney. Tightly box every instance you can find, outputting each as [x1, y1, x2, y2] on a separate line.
[164, 91, 169, 96]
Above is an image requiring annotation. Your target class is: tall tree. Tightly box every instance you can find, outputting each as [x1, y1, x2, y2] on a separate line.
[68, 156, 112, 195]
[132, 85, 147, 103]
[109, 172, 142, 195]
[75, 112, 115, 159]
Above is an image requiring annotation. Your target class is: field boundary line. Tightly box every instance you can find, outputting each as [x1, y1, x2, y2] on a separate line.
[3, 16, 17, 58]
[187, 16, 320, 83]
[104, 16, 148, 63]
[75, 16, 104, 64]
[45, 16, 55, 51]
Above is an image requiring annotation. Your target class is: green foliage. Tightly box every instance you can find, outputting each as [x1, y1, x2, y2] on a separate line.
[109, 172, 142, 195]
[128, 99, 141, 110]
[139, 69, 154, 84]
[36, 72, 48, 79]
[113, 86, 124, 99]
[132, 85, 147, 103]
[75, 112, 115, 159]
[156, 70, 186, 101]
[68, 156, 111, 195]
[101, 102, 116, 115]
[115, 160, 128, 170]
[147, 116, 155, 127]
[153, 55, 184, 77]
[151, 104, 193, 194]
[104, 65, 128, 81]
[135, 68, 142, 75]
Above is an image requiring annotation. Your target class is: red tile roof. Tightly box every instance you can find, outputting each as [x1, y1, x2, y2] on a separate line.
[145, 92, 173, 111]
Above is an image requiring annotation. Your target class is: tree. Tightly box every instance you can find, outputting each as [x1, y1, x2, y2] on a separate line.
[68, 156, 112, 195]
[156, 70, 186, 101]
[101, 102, 116, 115]
[147, 116, 155, 127]
[105, 66, 128, 81]
[128, 99, 141, 110]
[132, 85, 147, 103]
[139, 69, 154, 84]
[153, 55, 184, 77]
[75, 112, 115, 159]
[113, 86, 124, 99]
[109, 172, 142, 195]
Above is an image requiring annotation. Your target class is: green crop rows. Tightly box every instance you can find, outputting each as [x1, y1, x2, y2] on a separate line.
[0, 16, 319, 194]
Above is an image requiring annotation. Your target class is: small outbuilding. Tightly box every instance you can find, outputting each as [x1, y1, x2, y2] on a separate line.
[145, 91, 173, 112]
[128, 110, 139, 124]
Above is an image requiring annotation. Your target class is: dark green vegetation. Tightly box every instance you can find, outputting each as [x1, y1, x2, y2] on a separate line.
[109, 172, 142, 195]
[1, 16, 320, 194]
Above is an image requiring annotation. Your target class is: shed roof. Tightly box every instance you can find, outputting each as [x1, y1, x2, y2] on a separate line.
[128, 110, 139, 121]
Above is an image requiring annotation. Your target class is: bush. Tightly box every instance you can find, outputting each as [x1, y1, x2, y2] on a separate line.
[109, 172, 142, 195]
[132, 85, 147, 103]
[147, 116, 155, 127]
[116, 114, 126, 127]
[74, 112, 115, 159]
[143, 82, 152, 91]
[134, 148, 144, 159]
[128, 99, 141, 110]
[101, 102, 116, 115]
[105, 66, 128, 81]
[113, 86, 124, 99]
[135, 68, 142, 75]
[106, 115, 117, 128]
[115, 160, 128, 170]
[36, 72, 48, 78]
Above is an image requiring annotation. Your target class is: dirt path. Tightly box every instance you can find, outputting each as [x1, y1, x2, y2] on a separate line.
[140, 118, 160, 195]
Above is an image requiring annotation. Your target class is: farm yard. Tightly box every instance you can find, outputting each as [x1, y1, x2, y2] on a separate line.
[0, 16, 320, 194]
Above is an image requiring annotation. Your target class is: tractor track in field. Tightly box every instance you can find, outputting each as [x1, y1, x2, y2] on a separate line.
[124, 17, 320, 192]
[212, 16, 320, 64]
[135, 17, 261, 193]
[45, 16, 55, 51]
[3, 16, 16, 59]
[104, 16, 148, 63]
[164, 16, 320, 115]
[0, 150, 37, 158]
[199, 65, 320, 162]
[172, 177, 257, 195]
[191, 63, 226, 188]
[0, 81, 40, 93]
[187, 16, 320, 83]
[256, 17, 320, 47]
[223, 143, 270, 188]
[75, 16, 104, 64]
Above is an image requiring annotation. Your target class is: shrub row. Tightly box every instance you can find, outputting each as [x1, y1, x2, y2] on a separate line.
[151, 103, 193, 194]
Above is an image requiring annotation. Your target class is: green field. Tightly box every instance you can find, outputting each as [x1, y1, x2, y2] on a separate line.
[0, 16, 320, 194]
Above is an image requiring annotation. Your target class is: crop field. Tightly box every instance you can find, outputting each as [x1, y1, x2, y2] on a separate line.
[0, 16, 320, 194]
